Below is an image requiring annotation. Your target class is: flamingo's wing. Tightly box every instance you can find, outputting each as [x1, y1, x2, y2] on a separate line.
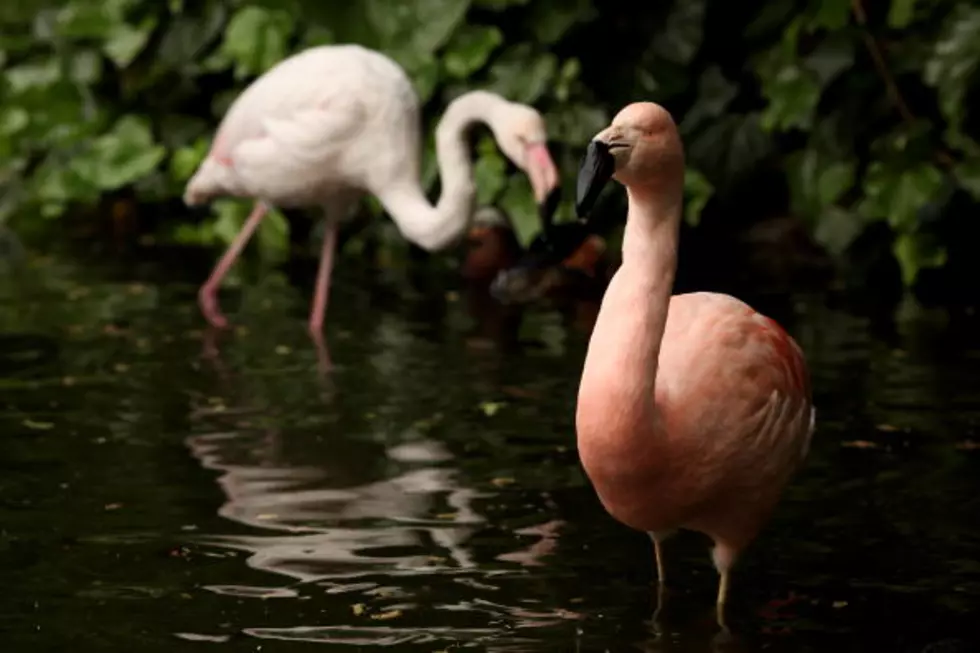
[229, 98, 369, 204]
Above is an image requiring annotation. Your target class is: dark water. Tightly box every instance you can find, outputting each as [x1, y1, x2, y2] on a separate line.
[2, 248, 979, 653]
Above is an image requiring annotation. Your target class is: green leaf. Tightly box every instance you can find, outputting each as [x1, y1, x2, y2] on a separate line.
[220, 6, 295, 80]
[368, 0, 470, 66]
[924, 6, 980, 140]
[0, 107, 29, 136]
[810, 0, 851, 30]
[802, 34, 854, 86]
[256, 207, 289, 264]
[169, 138, 209, 182]
[650, 0, 706, 66]
[683, 168, 714, 226]
[546, 103, 608, 145]
[686, 113, 772, 193]
[472, 136, 507, 205]
[759, 62, 822, 132]
[472, 0, 528, 7]
[859, 162, 944, 230]
[157, 3, 228, 69]
[33, 158, 99, 211]
[71, 115, 166, 191]
[813, 206, 863, 257]
[554, 58, 581, 103]
[70, 50, 102, 85]
[104, 16, 157, 68]
[680, 66, 738, 133]
[953, 160, 980, 200]
[498, 174, 539, 247]
[212, 200, 248, 246]
[53, 0, 137, 40]
[443, 25, 502, 79]
[893, 232, 946, 286]
[887, 0, 916, 29]
[5, 58, 62, 93]
[745, 0, 796, 40]
[299, 25, 335, 49]
[487, 46, 557, 105]
[528, 0, 596, 45]
[816, 161, 855, 206]
[410, 59, 441, 102]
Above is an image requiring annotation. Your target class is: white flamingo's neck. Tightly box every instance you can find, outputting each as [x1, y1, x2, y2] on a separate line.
[578, 186, 680, 453]
[378, 92, 505, 252]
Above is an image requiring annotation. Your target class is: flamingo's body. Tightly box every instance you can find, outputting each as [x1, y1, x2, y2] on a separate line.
[573, 103, 814, 626]
[185, 44, 558, 332]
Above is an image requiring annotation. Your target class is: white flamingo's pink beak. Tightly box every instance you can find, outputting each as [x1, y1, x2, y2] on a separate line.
[525, 142, 559, 205]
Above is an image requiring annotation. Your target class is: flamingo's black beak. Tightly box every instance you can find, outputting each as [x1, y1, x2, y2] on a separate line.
[576, 140, 614, 218]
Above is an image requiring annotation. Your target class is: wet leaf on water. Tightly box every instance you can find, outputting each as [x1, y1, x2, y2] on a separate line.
[491, 477, 515, 487]
[22, 418, 54, 430]
[412, 413, 444, 431]
[113, 363, 129, 373]
[955, 441, 980, 450]
[832, 600, 848, 608]
[174, 633, 231, 642]
[351, 603, 366, 616]
[104, 503, 123, 510]
[875, 423, 901, 432]
[275, 345, 292, 355]
[501, 386, 539, 399]
[841, 440, 878, 449]
[479, 401, 506, 417]
[370, 609, 403, 620]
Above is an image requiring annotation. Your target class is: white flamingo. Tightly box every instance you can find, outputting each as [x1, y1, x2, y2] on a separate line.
[184, 44, 560, 334]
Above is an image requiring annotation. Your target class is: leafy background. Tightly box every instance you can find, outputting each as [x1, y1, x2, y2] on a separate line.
[1, 0, 979, 304]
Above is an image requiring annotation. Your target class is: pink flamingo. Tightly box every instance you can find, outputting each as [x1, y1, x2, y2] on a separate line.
[184, 45, 559, 333]
[573, 102, 815, 628]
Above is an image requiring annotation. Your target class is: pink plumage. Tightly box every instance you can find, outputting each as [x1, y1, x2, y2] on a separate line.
[573, 102, 815, 629]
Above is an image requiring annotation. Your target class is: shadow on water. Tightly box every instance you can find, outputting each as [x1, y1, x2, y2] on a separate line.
[1, 244, 979, 652]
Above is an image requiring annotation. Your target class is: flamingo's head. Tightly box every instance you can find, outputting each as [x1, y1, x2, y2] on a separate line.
[490, 103, 560, 214]
[575, 102, 684, 218]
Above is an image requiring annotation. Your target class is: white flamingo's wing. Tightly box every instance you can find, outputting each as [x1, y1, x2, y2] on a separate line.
[229, 98, 368, 205]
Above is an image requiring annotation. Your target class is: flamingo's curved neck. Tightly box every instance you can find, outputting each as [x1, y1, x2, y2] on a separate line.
[378, 92, 501, 252]
[578, 185, 681, 459]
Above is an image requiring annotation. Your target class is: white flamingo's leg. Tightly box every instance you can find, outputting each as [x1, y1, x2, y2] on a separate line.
[309, 218, 338, 335]
[199, 201, 269, 328]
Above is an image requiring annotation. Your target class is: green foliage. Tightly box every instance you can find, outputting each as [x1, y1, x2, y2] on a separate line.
[0, 0, 978, 290]
[752, 0, 980, 286]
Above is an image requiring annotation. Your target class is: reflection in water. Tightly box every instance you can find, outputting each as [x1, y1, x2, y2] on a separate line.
[184, 425, 577, 647]
[186, 433, 487, 582]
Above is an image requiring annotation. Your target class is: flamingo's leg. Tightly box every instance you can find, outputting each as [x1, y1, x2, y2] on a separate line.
[199, 201, 269, 328]
[308, 218, 338, 336]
